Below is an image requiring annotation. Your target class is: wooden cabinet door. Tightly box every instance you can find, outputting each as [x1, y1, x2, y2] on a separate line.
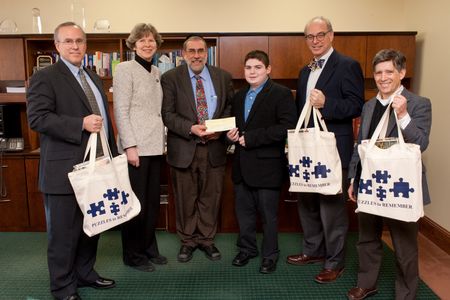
[219, 36, 268, 79]
[25, 157, 46, 231]
[0, 156, 29, 230]
[366, 35, 416, 78]
[0, 39, 25, 81]
[333, 35, 367, 77]
[268, 36, 310, 79]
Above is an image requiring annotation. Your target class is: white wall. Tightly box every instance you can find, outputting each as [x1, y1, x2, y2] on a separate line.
[2, 0, 449, 230]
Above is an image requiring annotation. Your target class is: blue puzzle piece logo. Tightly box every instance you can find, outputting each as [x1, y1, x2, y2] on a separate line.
[358, 179, 372, 195]
[300, 156, 313, 168]
[376, 186, 387, 201]
[289, 164, 300, 177]
[312, 162, 331, 179]
[302, 169, 311, 182]
[389, 178, 415, 198]
[372, 170, 391, 184]
[103, 188, 120, 201]
[109, 202, 120, 216]
[87, 201, 106, 217]
[121, 191, 130, 205]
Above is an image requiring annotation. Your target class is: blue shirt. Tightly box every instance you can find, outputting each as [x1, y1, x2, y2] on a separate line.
[244, 80, 267, 121]
[188, 66, 217, 120]
[60, 57, 108, 137]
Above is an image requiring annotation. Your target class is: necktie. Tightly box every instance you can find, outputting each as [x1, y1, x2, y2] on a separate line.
[308, 58, 325, 71]
[79, 68, 101, 115]
[79, 68, 103, 155]
[195, 75, 208, 124]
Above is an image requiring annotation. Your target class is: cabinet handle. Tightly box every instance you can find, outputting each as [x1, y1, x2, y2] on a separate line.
[0, 199, 11, 203]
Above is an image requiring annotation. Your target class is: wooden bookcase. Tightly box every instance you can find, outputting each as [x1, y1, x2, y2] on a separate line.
[0, 31, 416, 232]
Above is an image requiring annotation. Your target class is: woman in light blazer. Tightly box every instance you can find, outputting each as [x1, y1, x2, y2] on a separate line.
[113, 23, 166, 272]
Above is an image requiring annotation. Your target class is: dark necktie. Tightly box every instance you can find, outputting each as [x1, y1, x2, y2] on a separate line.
[79, 68, 103, 156]
[308, 58, 325, 71]
[195, 75, 208, 124]
[79, 68, 101, 115]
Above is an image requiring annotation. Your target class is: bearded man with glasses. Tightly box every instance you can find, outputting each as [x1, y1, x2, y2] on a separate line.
[286, 16, 365, 284]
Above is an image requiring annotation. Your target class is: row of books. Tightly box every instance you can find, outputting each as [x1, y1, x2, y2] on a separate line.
[32, 46, 218, 77]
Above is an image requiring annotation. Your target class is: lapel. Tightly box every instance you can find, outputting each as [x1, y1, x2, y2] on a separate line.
[179, 64, 198, 117]
[362, 99, 377, 139]
[56, 60, 92, 112]
[315, 50, 338, 91]
[208, 65, 223, 119]
[299, 67, 310, 106]
[243, 80, 272, 129]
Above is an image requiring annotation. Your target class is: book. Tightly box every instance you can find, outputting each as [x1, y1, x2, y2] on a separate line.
[6, 86, 26, 93]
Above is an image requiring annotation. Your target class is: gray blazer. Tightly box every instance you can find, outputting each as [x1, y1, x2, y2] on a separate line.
[161, 64, 234, 168]
[113, 60, 165, 156]
[348, 88, 432, 204]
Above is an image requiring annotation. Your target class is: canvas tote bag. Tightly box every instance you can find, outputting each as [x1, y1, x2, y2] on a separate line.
[288, 100, 342, 194]
[68, 129, 141, 236]
[356, 103, 423, 222]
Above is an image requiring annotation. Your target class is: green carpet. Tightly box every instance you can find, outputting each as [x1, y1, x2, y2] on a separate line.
[0, 232, 437, 300]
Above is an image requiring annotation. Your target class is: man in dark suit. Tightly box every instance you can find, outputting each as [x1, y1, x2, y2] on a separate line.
[227, 50, 297, 274]
[346, 49, 432, 300]
[161, 35, 234, 263]
[286, 16, 365, 283]
[27, 22, 117, 300]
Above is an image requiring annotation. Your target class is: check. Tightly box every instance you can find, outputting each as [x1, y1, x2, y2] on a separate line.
[205, 117, 236, 132]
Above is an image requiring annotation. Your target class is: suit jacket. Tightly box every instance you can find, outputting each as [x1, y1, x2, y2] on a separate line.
[348, 89, 432, 204]
[27, 60, 117, 194]
[296, 50, 365, 168]
[113, 60, 165, 156]
[161, 64, 234, 168]
[231, 79, 297, 188]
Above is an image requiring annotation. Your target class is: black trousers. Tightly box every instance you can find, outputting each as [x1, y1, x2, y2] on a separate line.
[356, 212, 419, 300]
[121, 155, 162, 266]
[234, 182, 281, 260]
[44, 193, 100, 299]
[296, 169, 349, 270]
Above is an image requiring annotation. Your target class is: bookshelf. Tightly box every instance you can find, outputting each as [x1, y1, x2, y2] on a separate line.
[0, 31, 416, 232]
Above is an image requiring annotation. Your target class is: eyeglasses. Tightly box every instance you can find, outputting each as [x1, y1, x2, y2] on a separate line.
[58, 39, 86, 46]
[186, 48, 206, 55]
[305, 31, 330, 42]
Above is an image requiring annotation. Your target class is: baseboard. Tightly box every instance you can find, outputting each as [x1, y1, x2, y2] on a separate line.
[419, 216, 450, 255]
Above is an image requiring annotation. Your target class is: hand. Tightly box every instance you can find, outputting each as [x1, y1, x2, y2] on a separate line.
[348, 182, 357, 202]
[309, 89, 325, 108]
[83, 114, 103, 133]
[204, 131, 222, 141]
[392, 94, 407, 119]
[238, 135, 246, 147]
[125, 147, 139, 167]
[190, 124, 208, 137]
[226, 128, 239, 142]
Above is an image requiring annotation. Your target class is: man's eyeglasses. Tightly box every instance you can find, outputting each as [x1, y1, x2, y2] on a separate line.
[58, 39, 86, 46]
[186, 48, 206, 55]
[305, 31, 331, 42]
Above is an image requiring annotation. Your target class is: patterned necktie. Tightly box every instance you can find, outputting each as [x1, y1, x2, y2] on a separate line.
[308, 58, 325, 71]
[79, 68, 101, 115]
[195, 75, 208, 124]
[79, 68, 103, 156]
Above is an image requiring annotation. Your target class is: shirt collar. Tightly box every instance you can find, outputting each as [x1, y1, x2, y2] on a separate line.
[188, 65, 210, 80]
[314, 47, 334, 65]
[248, 78, 268, 95]
[376, 85, 404, 106]
[60, 57, 82, 77]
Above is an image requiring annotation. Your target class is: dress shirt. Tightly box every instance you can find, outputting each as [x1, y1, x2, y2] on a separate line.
[306, 47, 334, 102]
[244, 79, 267, 121]
[188, 66, 217, 120]
[60, 57, 108, 136]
